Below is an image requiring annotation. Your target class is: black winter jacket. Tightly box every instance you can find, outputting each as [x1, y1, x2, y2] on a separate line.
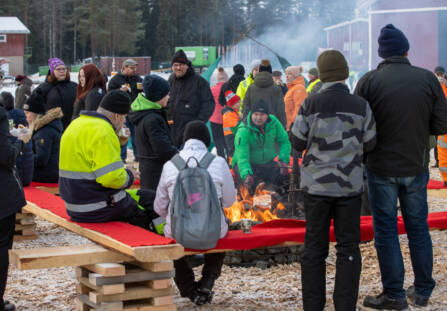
[31, 108, 63, 183]
[0, 106, 26, 219]
[167, 67, 215, 147]
[7, 109, 34, 186]
[218, 74, 245, 107]
[108, 72, 143, 102]
[128, 106, 177, 190]
[72, 87, 106, 119]
[36, 78, 77, 130]
[355, 56, 447, 177]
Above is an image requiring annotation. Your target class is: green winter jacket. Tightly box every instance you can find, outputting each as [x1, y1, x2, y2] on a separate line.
[232, 112, 291, 180]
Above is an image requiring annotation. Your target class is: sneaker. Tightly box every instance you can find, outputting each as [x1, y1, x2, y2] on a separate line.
[363, 292, 408, 310]
[406, 286, 429, 307]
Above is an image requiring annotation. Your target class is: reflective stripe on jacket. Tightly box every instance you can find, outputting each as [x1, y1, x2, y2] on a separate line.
[306, 78, 321, 93]
[59, 111, 131, 214]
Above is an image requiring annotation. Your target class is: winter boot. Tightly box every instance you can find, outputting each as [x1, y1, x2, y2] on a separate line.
[406, 286, 429, 307]
[363, 292, 408, 310]
[0, 301, 16, 311]
[197, 277, 216, 304]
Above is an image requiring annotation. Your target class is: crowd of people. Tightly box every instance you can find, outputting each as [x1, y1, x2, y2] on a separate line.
[1, 23, 447, 311]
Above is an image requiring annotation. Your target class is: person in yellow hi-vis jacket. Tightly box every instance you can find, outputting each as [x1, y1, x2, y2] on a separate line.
[59, 90, 163, 232]
[236, 59, 260, 113]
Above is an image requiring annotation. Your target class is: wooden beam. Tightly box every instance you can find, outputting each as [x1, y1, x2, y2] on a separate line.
[132, 261, 173, 273]
[83, 263, 126, 277]
[88, 269, 175, 286]
[77, 294, 123, 311]
[23, 202, 184, 262]
[89, 287, 175, 304]
[183, 241, 304, 255]
[10, 245, 132, 270]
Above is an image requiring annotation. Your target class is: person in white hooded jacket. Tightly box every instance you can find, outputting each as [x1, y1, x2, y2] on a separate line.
[154, 120, 236, 306]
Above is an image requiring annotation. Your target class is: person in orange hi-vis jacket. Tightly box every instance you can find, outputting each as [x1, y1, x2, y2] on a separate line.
[222, 90, 241, 161]
[435, 66, 447, 184]
[284, 66, 308, 131]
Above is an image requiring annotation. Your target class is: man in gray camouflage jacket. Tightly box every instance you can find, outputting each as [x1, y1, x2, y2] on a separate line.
[290, 50, 376, 311]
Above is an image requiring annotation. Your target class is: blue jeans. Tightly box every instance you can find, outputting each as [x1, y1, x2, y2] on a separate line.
[366, 168, 435, 299]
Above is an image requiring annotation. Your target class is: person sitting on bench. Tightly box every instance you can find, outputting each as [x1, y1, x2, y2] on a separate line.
[154, 120, 236, 306]
[232, 99, 291, 195]
[59, 90, 157, 229]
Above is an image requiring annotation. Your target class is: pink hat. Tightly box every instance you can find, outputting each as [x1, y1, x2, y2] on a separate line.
[48, 58, 65, 73]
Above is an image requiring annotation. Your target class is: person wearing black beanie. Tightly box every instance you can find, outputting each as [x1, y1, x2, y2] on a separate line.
[183, 120, 211, 147]
[355, 23, 447, 310]
[128, 75, 177, 191]
[168, 49, 215, 148]
[233, 64, 245, 76]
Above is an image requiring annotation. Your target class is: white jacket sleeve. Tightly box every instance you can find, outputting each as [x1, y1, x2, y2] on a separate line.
[154, 164, 170, 218]
[220, 159, 237, 207]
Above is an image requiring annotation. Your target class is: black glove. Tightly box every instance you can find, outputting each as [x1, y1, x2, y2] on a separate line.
[244, 175, 255, 196]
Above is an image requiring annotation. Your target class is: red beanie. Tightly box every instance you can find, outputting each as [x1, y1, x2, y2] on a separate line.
[225, 91, 240, 107]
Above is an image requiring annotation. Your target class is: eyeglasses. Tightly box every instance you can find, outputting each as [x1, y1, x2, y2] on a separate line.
[55, 68, 67, 72]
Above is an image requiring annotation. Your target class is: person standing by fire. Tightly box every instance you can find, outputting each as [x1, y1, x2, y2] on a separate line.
[232, 99, 291, 195]
[291, 50, 376, 311]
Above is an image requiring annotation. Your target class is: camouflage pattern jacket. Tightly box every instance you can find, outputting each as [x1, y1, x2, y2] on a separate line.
[291, 83, 376, 197]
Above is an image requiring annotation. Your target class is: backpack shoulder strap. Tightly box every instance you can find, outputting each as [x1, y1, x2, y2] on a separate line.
[199, 152, 215, 169]
[171, 154, 186, 171]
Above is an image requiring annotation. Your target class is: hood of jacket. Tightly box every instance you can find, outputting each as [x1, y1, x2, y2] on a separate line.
[128, 93, 163, 126]
[33, 107, 63, 131]
[22, 77, 33, 87]
[254, 71, 274, 88]
[377, 55, 411, 69]
[287, 75, 305, 88]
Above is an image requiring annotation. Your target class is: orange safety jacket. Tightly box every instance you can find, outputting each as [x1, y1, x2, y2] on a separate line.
[222, 106, 240, 136]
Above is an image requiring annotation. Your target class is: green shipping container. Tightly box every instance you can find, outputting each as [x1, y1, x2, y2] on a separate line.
[175, 46, 217, 67]
[38, 64, 83, 76]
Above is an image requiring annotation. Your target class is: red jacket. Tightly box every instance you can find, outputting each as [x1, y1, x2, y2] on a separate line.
[209, 82, 225, 124]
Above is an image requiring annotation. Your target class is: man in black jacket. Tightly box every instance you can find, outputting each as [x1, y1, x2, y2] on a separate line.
[167, 50, 214, 147]
[108, 59, 143, 162]
[0, 105, 32, 311]
[355, 24, 447, 310]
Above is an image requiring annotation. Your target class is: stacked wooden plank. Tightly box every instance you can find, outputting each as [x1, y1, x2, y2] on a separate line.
[75, 261, 176, 311]
[14, 211, 37, 241]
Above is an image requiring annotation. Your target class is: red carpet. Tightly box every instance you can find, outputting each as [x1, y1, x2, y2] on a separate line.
[427, 179, 447, 189]
[24, 186, 447, 252]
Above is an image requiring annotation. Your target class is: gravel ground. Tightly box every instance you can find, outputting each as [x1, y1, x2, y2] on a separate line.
[5, 152, 447, 310]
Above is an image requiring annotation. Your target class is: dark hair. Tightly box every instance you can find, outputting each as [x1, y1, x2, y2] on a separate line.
[75, 64, 106, 102]
[0, 91, 14, 110]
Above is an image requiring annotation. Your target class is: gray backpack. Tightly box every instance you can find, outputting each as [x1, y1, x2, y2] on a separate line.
[170, 152, 223, 250]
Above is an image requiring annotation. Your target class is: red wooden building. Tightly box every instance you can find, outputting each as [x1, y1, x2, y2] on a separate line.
[0, 17, 30, 76]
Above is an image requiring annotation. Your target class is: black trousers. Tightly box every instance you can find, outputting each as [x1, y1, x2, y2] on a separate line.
[210, 122, 227, 158]
[0, 214, 15, 307]
[174, 253, 225, 298]
[301, 193, 362, 311]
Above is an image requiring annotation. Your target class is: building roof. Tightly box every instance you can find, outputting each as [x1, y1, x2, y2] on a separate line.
[324, 18, 369, 32]
[0, 17, 30, 34]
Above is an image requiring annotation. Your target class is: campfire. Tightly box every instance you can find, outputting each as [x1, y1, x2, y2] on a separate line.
[224, 183, 286, 224]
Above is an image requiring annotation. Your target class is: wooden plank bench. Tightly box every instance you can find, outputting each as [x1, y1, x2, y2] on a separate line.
[14, 211, 37, 241]
[10, 245, 178, 311]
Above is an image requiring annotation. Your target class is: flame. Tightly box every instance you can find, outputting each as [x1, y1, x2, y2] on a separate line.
[224, 183, 283, 223]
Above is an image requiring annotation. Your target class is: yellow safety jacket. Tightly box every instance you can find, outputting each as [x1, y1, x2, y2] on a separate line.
[306, 78, 321, 93]
[59, 111, 134, 222]
[236, 74, 254, 113]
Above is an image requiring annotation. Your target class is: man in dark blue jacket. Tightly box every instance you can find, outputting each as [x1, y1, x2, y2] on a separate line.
[0, 104, 31, 311]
